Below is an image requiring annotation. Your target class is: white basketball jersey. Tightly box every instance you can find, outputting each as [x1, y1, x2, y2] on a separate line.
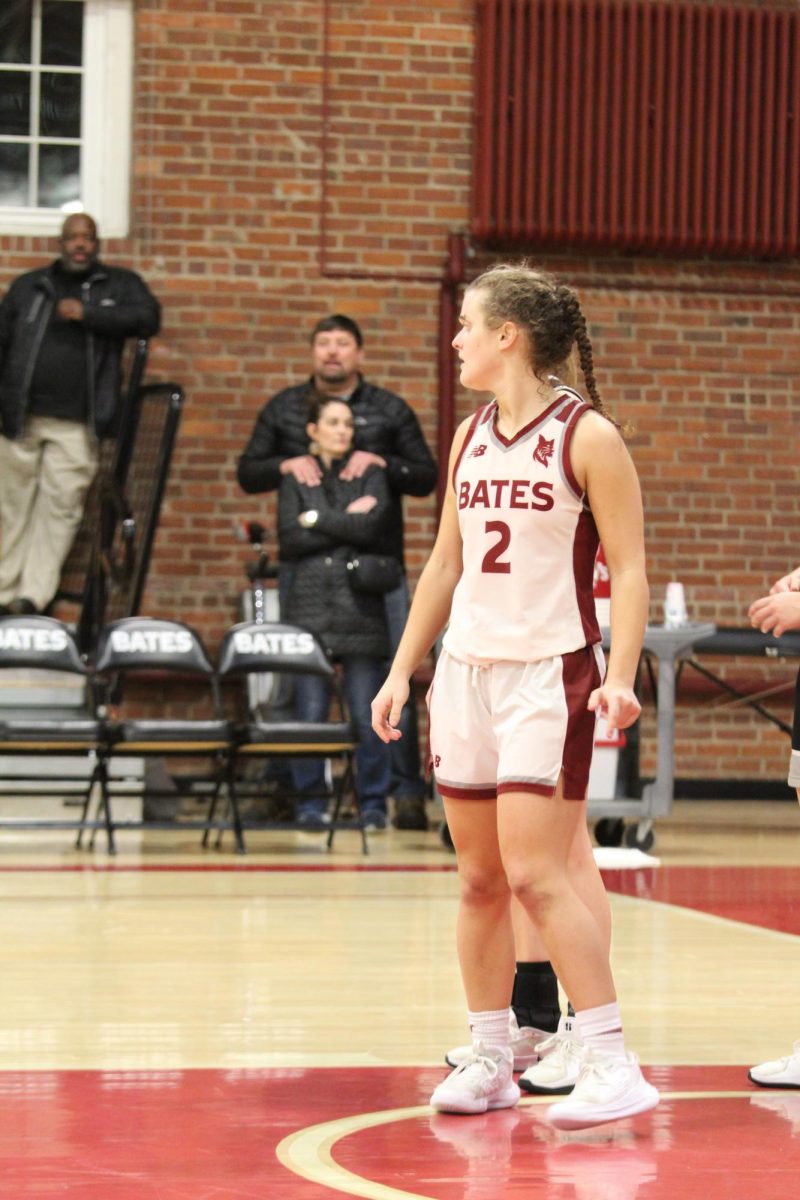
[443, 389, 601, 665]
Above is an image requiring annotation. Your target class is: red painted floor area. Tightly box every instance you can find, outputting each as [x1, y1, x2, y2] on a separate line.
[1, 1065, 798, 1199]
[602, 866, 800, 935]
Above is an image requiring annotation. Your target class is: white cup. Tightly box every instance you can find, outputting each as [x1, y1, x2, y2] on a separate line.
[664, 581, 688, 628]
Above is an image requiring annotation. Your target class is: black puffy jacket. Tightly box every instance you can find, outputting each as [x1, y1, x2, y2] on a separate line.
[278, 458, 392, 659]
[238, 376, 438, 565]
[0, 259, 161, 439]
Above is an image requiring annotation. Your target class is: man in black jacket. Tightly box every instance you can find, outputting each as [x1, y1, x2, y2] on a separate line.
[0, 213, 161, 615]
[238, 313, 438, 830]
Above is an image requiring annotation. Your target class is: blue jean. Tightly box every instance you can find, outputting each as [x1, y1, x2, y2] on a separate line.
[291, 655, 391, 816]
[383, 577, 426, 800]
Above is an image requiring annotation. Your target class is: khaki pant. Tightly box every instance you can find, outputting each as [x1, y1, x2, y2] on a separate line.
[0, 416, 98, 611]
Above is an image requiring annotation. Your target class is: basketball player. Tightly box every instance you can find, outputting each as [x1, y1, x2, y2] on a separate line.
[747, 564, 800, 1090]
[372, 263, 659, 1130]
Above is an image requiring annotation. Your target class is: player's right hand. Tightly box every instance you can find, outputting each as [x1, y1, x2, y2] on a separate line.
[371, 675, 409, 743]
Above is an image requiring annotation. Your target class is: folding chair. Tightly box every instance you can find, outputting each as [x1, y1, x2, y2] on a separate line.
[216, 621, 366, 853]
[92, 617, 240, 853]
[0, 615, 111, 848]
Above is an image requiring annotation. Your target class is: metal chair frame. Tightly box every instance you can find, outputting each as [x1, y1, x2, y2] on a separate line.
[91, 617, 242, 854]
[0, 616, 112, 848]
[216, 621, 367, 854]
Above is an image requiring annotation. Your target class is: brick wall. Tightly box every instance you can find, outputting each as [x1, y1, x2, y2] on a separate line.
[1, 0, 798, 787]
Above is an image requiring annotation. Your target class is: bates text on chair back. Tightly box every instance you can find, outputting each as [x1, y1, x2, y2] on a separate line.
[217, 621, 334, 679]
[0, 616, 87, 673]
[94, 617, 214, 675]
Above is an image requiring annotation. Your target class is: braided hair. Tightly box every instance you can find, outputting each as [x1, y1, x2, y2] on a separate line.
[467, 263, 619, 427]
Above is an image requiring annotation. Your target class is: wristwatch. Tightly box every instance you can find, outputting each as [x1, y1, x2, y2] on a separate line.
[302, 509, 319, 527]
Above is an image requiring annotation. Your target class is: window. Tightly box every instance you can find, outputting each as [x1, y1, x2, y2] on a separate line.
[0, 0, 133, 237]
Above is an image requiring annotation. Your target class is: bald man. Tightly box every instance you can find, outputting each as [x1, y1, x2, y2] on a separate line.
[0, 214, 160, 614]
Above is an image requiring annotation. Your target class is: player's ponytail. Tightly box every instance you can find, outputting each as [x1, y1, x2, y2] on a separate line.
[468, 263, 623, 430]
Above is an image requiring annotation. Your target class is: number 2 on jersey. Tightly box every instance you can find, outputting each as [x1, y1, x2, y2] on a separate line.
[482, 520, 511, 573]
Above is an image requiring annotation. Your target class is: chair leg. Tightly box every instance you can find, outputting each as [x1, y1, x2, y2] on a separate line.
[90, 759, 115, 855]
[76, 754, 101, 850]
[202, 753, 225, 849]
[225, 760, 247, 855]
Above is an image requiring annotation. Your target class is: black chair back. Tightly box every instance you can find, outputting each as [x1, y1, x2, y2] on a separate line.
[0, 616, 87, 675]
[217, 621, 335, 681]
[0, 616, 109, 848]
[94, 617, 215, 677]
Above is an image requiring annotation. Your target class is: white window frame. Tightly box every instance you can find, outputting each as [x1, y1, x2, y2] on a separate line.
[0, 0, 133, 238]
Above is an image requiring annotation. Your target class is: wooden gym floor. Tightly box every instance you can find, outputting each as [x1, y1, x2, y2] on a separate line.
[0, 798, 798, 1198]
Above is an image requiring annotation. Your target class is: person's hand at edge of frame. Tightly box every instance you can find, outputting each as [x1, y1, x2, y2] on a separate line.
[748, 589, 800, 639]
[769, 566, 800, 595]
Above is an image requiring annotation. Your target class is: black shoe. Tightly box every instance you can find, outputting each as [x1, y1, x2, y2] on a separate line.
[361, 809, 388, 832]
[296, 810, 331, 832]
[7, 597, 38, 615]
[392, 796, 429, 831]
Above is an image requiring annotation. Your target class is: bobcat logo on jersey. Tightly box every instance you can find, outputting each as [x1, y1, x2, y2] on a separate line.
[468, 444, 487, 458]
[533, 434, 555, 467]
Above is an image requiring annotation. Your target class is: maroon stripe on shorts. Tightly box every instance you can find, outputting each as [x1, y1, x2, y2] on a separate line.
[437, 783, 497, 800]
[496, 781, 555, 798]
[560, 646, 602, 800]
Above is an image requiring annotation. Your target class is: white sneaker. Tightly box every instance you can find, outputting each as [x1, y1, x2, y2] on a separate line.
[446, 1011, 550, 1072]
[430, 1043, 521, 1114]
[546, 1051, 659, 1130]
[749, 1041, 800, 1089]
[519, 1016, 583, 1095]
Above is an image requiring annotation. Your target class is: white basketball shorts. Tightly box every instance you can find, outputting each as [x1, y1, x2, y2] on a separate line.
[427, 645, 604, 802]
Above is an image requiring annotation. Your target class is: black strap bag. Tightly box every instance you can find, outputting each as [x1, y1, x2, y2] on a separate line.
[346, 553, 403, 595]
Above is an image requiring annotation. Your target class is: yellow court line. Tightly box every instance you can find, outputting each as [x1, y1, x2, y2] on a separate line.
[276, 1104, 438, 1200]
[275, 1091, 756, 1200]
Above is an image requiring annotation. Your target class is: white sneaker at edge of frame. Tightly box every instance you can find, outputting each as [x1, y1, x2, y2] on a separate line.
[749, 1041, 800, 1089]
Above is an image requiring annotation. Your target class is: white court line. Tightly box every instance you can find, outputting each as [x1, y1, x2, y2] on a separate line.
[611, 891, 800, 946]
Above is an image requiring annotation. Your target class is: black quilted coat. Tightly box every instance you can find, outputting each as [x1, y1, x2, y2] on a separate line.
[277, 456, 392, 659]
[238, 375, 437, 565]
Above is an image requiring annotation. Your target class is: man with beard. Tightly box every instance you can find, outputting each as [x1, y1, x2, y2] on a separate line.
[0, 213, 161, 615]
[238, 313, 438, 830]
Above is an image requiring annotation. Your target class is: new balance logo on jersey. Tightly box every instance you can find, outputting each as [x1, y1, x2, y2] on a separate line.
[533, 434, 555, 466]
[468, 444, 487, 457]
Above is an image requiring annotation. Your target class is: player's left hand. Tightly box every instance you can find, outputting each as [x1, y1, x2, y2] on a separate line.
[587, 682, 641, 737]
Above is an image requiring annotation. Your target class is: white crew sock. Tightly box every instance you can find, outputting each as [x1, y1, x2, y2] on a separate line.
[467, 1007, 512, 1050]
[574, 1001, 626, 1058]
